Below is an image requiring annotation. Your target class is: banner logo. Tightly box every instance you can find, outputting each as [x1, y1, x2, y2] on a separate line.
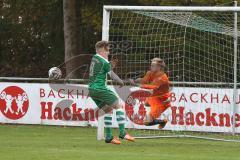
[125, 90, 151, 125]
[0, 86, 29, 120]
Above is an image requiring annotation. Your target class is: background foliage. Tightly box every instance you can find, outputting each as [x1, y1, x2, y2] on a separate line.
[0, 0, 235, 77]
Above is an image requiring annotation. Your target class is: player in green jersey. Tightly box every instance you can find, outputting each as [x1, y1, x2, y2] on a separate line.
[88, 41, 135, 145]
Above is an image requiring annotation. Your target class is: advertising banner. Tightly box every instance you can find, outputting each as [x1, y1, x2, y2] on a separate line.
[0, 82, 239, 133]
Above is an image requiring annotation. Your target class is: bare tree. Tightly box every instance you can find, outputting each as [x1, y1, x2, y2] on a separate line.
[63, 0, 79, 78]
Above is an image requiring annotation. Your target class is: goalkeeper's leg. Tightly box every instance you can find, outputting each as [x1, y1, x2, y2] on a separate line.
[144, 96, 171, 129]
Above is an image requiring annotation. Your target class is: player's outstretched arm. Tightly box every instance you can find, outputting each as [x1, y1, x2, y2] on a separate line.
[129, 78, 142, 85]
[129, 71, 151, 86]
[108, 71, 124, 87]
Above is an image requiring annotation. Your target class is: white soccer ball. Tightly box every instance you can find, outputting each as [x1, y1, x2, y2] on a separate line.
[48, 67, 62, 80]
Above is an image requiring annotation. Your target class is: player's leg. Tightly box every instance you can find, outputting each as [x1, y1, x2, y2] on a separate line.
[103, 109, 121, 144]
[103, 89, 135, 142]
[144, 96, 170, 128]
[89, 88, 121, 144]
[112, 103, 135, 142]
[144, 97, 159, 125]
[157, 102, 170, 129]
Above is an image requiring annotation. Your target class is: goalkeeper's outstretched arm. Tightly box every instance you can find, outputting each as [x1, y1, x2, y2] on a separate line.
[132, 78, 142, 84]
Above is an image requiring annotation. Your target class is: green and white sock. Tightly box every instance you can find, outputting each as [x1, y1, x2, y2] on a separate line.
[116, 108, 126, 137]
[104, 113, 113, 140]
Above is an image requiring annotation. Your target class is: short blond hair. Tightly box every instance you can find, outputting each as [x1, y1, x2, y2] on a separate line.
[95, 41, 109, 51]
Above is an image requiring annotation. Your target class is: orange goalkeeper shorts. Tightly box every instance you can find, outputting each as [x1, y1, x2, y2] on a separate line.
[146, 94, 171, 119]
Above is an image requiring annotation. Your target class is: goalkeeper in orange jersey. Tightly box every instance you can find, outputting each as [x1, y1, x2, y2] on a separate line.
[130, 58, 171, 129]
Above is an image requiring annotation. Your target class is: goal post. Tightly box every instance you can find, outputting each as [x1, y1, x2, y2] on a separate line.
[98, 4, 240, 142]
[233, 1, 238, 135]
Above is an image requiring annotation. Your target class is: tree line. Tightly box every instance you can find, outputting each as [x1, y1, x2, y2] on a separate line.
[0, 0, 234, 78]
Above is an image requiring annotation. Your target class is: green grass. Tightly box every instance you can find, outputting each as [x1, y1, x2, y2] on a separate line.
[0, 124, 240, 160]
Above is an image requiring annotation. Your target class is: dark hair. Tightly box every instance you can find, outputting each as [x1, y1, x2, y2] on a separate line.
[95, 41, 109, 51]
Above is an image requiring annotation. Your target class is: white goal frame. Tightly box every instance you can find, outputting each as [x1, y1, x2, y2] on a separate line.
[98, 4, 240, 141]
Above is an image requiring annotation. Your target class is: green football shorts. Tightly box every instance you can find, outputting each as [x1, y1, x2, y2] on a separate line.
[89, 87, 118, 108]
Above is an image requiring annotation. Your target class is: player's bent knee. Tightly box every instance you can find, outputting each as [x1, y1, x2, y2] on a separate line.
[110, 100, 123, 110]
[101, 105, 113, 114]
[115, 104, 123, 109]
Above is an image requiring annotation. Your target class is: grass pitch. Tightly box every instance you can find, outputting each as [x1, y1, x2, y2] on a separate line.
[0, 124, 240, 160]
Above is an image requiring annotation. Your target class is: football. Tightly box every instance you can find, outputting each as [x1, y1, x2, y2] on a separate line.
[48, 67, 62, 80]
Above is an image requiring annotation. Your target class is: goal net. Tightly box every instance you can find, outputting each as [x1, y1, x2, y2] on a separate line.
[99, 6, 240, 142]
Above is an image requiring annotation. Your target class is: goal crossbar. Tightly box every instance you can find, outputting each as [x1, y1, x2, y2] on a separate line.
[104, 6, 240, 12]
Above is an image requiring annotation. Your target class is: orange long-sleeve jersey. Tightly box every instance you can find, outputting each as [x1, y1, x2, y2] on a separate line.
[140, 71, 170, 97]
